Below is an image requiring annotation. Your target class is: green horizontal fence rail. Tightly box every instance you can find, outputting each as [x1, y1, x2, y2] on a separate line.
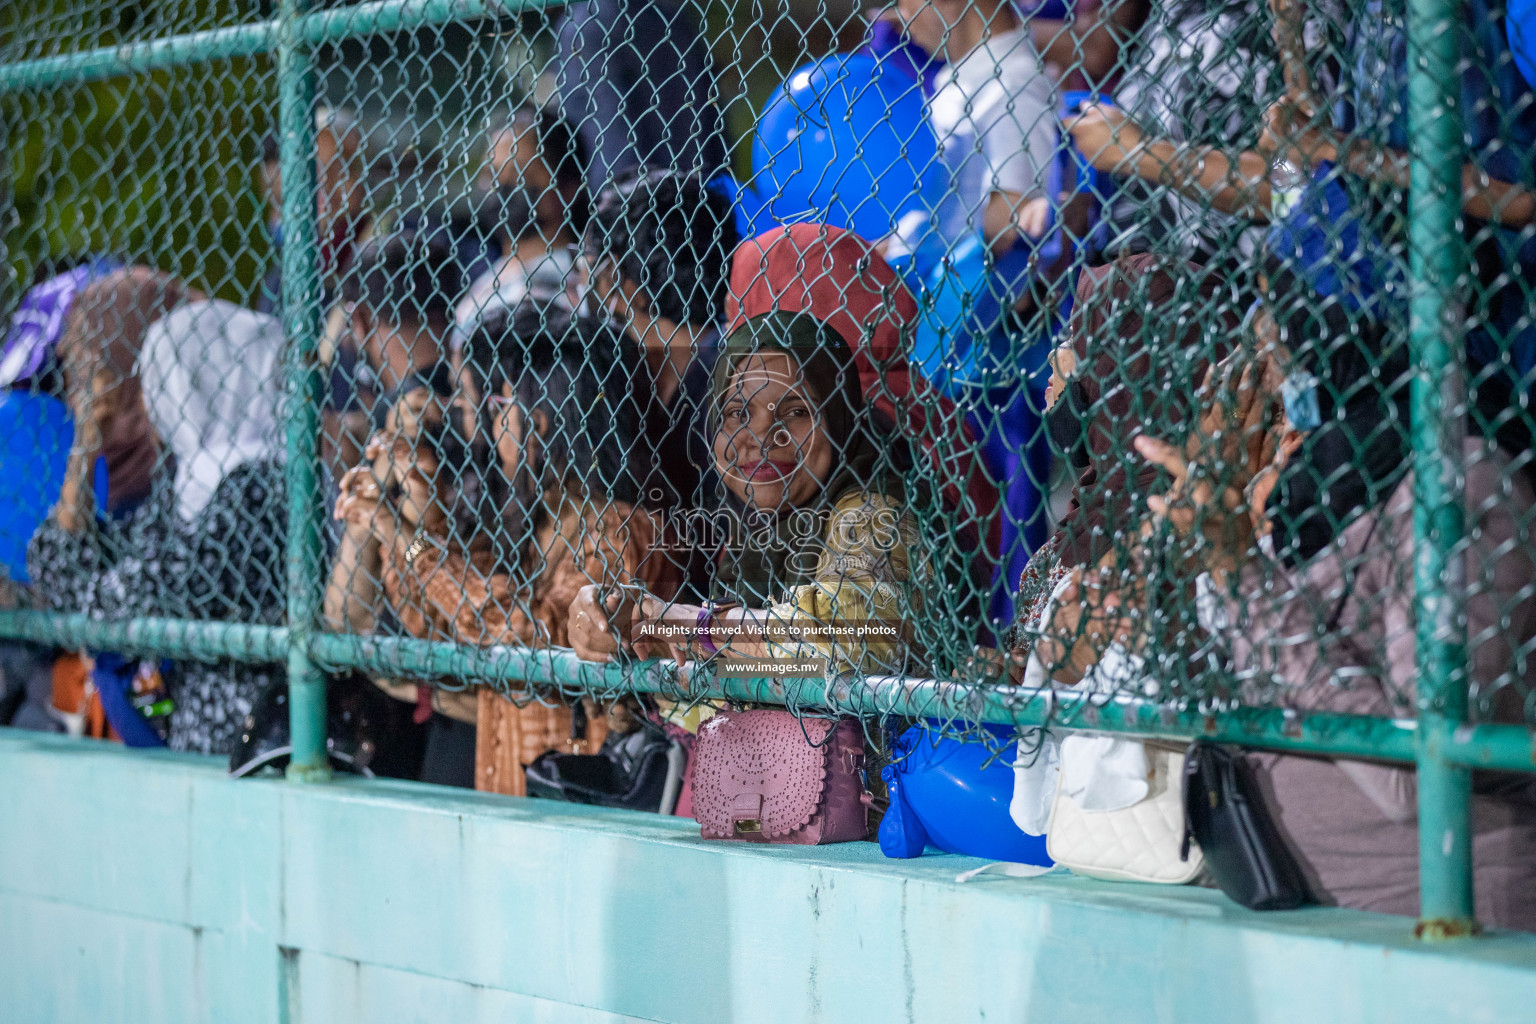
[0, 0, 556, 95]
[4, 604, 1536, 773]
[0, 0, 1524, 941]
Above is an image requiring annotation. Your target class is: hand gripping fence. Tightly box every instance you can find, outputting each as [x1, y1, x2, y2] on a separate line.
[0, 0, 1533, 938]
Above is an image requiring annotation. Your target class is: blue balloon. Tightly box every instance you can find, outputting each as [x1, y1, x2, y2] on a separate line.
[879, 723, 1052, 865]
[0, 391, 107, 584]
[1512, 0, 1536, 87]
[752, 54, 944, 243]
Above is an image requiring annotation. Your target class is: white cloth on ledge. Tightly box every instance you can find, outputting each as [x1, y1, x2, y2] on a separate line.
[1060, 643, 1151, 812]
[1010, 577, 1156, 834]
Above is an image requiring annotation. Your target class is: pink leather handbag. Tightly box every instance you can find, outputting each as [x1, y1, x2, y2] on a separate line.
[690, 710, 870, 844]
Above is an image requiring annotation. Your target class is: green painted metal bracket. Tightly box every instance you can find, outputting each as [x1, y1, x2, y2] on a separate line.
[0, 0, 558, 94]
[1405, 0, 1477, 938]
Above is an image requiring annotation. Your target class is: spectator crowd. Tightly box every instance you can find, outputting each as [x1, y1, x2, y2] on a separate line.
[2, 0, 1535, 930]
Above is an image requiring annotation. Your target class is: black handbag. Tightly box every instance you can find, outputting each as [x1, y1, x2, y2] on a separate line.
[524, 714, 684, 813]
[1181, 740, 1314, 911]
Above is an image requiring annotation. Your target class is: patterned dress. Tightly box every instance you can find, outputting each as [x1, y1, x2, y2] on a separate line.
[764, 490, 930, 677]
[382, 493, 673, 796]
[28, 459, 287, 756]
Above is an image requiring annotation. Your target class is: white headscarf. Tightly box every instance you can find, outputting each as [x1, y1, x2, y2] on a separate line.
[138, 300, 285, 518]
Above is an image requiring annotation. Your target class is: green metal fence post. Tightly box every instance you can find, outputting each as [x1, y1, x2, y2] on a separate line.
[1407, 0, 1475, 937]
[277, 0, 330, 783]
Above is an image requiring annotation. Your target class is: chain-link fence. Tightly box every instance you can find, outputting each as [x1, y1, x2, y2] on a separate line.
[1, 0, 1533, 935]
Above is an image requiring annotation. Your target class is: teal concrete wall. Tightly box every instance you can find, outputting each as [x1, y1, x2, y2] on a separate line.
[2, 729, 1535, 1024]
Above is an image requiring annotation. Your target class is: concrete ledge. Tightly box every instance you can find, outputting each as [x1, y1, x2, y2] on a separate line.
[1, 729, 1533, 1024]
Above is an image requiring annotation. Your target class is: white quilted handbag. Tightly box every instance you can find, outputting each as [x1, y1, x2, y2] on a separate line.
[1045, 742, 1203, 884]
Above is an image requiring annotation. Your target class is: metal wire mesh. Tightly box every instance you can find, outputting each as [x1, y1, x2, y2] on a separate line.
[0, 0, 1533, 802]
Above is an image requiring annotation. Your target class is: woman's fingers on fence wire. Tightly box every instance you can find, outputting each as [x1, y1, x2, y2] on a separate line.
[386, 387, 435, 441]
[1138, 434, 1256, 578]
[1139, 434, 1205, 536]
[1187, 354, 1268, 477]
[370, 434, 431, 533]
[334, 464, 391, 542]
[568, 583, 623, 663]
[363, 431, 395, 463]
[1245, 427, 1305, 533]
[1016, 196, 1052, 239]
[966, 644, 1026, 683]
[1218, 358, 1271, 477]
[1244, 376, 1279, 478]
[1063, 102, 1143, 174]
[634, 593, 693, 667]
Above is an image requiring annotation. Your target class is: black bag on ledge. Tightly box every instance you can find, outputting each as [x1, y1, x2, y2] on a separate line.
[1181, 740, 1315, 911]
[524, 706, 685, 814]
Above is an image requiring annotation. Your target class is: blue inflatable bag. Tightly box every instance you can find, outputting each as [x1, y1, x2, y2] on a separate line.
[880, 723, 1052, 865]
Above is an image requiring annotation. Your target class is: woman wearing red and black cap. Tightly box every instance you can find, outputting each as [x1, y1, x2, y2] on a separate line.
[569, 224, 998, 678]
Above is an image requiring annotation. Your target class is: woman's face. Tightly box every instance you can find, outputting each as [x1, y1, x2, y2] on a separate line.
[713, 352, 834, 511]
